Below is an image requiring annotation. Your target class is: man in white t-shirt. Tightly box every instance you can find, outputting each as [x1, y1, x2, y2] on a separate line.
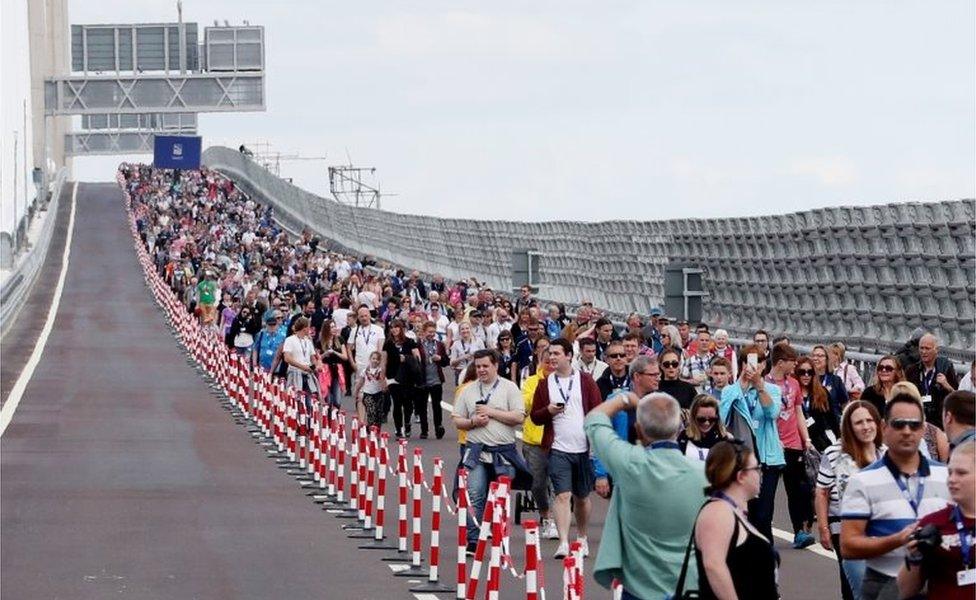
[485, 307, 513, 350]
[530, 338, 603, 559]
[348, 305, 385, 374]
[428, 303, 450, 342]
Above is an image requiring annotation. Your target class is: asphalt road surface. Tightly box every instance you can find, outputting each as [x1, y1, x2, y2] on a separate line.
[2, 182, 842, 599]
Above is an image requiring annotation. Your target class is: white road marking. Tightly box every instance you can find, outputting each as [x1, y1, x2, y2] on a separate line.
[439, 401, 837, 561]
[0, 182, 78, 437]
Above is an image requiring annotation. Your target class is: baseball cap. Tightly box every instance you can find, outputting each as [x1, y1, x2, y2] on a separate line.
[649, 307, 663, 317]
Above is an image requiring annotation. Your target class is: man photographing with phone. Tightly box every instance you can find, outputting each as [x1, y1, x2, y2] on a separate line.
[531, 339, 603, 559]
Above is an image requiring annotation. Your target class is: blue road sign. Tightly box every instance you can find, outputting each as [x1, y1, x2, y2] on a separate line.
[154, 135, 202, 169]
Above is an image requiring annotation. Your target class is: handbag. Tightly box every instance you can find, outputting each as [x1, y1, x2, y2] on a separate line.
[803, 447, 822, 483]
[724, 400, 756, 455]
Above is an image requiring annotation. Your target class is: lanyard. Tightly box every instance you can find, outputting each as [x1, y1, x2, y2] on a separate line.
[358, 326, 373, 347]
[609, 373, 630, 391]
[921, 369, 936, 395]
[555, 374, 574, 404]
[478, 379, 500, 405]
[954, 505, 974, 567]
[894, 472, 926, 516]
[713, 490, 745, 513]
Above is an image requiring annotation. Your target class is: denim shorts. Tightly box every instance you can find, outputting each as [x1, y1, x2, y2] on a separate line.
[547, 449, 594, 497]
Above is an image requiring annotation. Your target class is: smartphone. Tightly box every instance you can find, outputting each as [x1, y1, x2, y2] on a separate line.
[747, 353, 758, 369]
[555, 402, 566, 409]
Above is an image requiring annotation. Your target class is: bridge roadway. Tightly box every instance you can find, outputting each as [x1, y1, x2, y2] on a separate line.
[2, 182, 840, 599]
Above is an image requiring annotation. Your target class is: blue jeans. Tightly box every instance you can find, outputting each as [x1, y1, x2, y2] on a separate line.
[843, 557, 866, 600]
[325, 376, 342, 409]
[465, 460, 515, 545]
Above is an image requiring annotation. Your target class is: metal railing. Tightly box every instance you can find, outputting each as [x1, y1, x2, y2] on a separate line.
[202, 146, 975, 362]
[1, 169, 69, 338]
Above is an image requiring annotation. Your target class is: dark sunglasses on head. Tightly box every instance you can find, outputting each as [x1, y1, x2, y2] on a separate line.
[889, 418, 924, 431]
[796, 368, 815, 376]
[877, 364, 896, 372]
[662, 361, 680, 368]
[606, 352, 626, 359]
[696, 416, 717, 425]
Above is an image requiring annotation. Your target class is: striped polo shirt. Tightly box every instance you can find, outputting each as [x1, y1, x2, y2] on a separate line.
[840, 452, 949, 577]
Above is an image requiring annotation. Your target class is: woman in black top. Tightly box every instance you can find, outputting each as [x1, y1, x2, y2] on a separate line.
[677, 395, 734, 461]
[859, 354, 904, 416]
[658, 350, 698, 409]
[795, 357, 840, 452]
[496, 331, 516, 382]
[382, 319, 421, 439]
[694, 441, 778, 600]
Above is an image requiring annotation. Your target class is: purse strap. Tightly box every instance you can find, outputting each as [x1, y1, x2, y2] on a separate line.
[672, 501, 709, 598]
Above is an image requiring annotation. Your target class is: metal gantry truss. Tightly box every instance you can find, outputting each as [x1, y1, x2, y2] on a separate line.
[45, 72, 264, 115]
[49, 18, 266, 156]
[329, 165, 383, 209]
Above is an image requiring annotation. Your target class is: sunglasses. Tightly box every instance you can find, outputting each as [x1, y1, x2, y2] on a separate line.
[606, 353, 626, 359]
[889, 418, 924, 431]
[877, 364, 896, 373]
[662, 361, 680, 368]
[796, 369, 815, 376]
[695, 416, 717, 425]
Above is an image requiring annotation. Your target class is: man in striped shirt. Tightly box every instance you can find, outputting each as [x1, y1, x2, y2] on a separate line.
[841, 392, 950, 600]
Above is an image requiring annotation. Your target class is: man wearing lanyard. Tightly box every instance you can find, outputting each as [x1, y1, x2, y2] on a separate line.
[348, 305, 385, 375]
[452, 349, 527, 552]
[898, 440, 976, 600]
[905, 333, 959, 428]
[583, 391, 706, 600]
[575, 338, 608, 380]
[530, 338, 603, 559]
[841, 392, 950, 600]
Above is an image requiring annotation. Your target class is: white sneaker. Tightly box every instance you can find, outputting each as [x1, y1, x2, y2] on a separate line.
[577, 537, 589, 557]
[541, 519, 559, 540]
[553, 542, 569, 559]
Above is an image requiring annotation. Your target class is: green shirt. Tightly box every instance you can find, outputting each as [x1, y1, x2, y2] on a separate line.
[584, 412, 707, 599]
[197, 279, 217, 305]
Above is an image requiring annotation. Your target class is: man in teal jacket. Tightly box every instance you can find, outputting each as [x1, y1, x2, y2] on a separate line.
[585, 388, 707, 600]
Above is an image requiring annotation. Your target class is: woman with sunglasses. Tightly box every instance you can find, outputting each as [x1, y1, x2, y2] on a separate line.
[496, 332, 516, 382]
[659, 349, 698, 410]
[678, 395, 733, 461]
[860, 355, 904, 416]
[796, 357, 840, 452]
[692, 441, 779, 600]
[815, 400, 885, 600]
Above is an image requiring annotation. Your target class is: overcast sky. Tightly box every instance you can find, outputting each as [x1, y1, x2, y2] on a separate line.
[70, 1, 975, 222]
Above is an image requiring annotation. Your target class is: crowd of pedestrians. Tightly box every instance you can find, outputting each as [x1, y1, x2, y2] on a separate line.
[124, 162, 976, 600]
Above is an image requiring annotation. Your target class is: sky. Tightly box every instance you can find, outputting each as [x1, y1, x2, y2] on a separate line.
[69, 1, 975, 222]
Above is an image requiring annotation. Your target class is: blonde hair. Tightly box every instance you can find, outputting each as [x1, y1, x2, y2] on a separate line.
[888, 380, 921, 403]
[685, 394, 728, 441]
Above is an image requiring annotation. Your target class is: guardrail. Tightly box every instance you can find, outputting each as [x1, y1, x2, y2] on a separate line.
[0, 169, 68, 338]
[202, 145, 975, 362]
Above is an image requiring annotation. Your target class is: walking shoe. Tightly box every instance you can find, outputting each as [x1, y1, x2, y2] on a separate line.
[404, 426, 412, 438]
[395, 430, 404, 440]
[541, 519, 559, 540]
[435, 426, 445, 440]
[793, 531, 815, 549]
[553, 542, 569, 559]
[465, 541, 478, 556]
[577, 537, 589, 557]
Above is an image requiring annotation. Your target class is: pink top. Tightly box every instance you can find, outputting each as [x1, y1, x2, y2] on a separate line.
[767, 373, 804, 450]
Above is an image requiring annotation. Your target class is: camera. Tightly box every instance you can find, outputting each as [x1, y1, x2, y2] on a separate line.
[905, 524, 942, 566]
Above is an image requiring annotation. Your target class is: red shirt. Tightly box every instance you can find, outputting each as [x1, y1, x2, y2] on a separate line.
[917, 505, 975, 600]
[767, 374, 804, 450]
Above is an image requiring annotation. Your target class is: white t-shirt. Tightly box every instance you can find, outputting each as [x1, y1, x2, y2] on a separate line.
[351, 323, 385, 371]
[548, 370, 588, 454]
[451, 337, 485, 370]
[283, 335, 314, 368]
[486, 321, 512, 349]
[332, 308, 351, 329]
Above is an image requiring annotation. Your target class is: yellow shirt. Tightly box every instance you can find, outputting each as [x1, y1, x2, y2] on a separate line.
[520, 366, 549, 446]
[454, 380, 473, 445]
